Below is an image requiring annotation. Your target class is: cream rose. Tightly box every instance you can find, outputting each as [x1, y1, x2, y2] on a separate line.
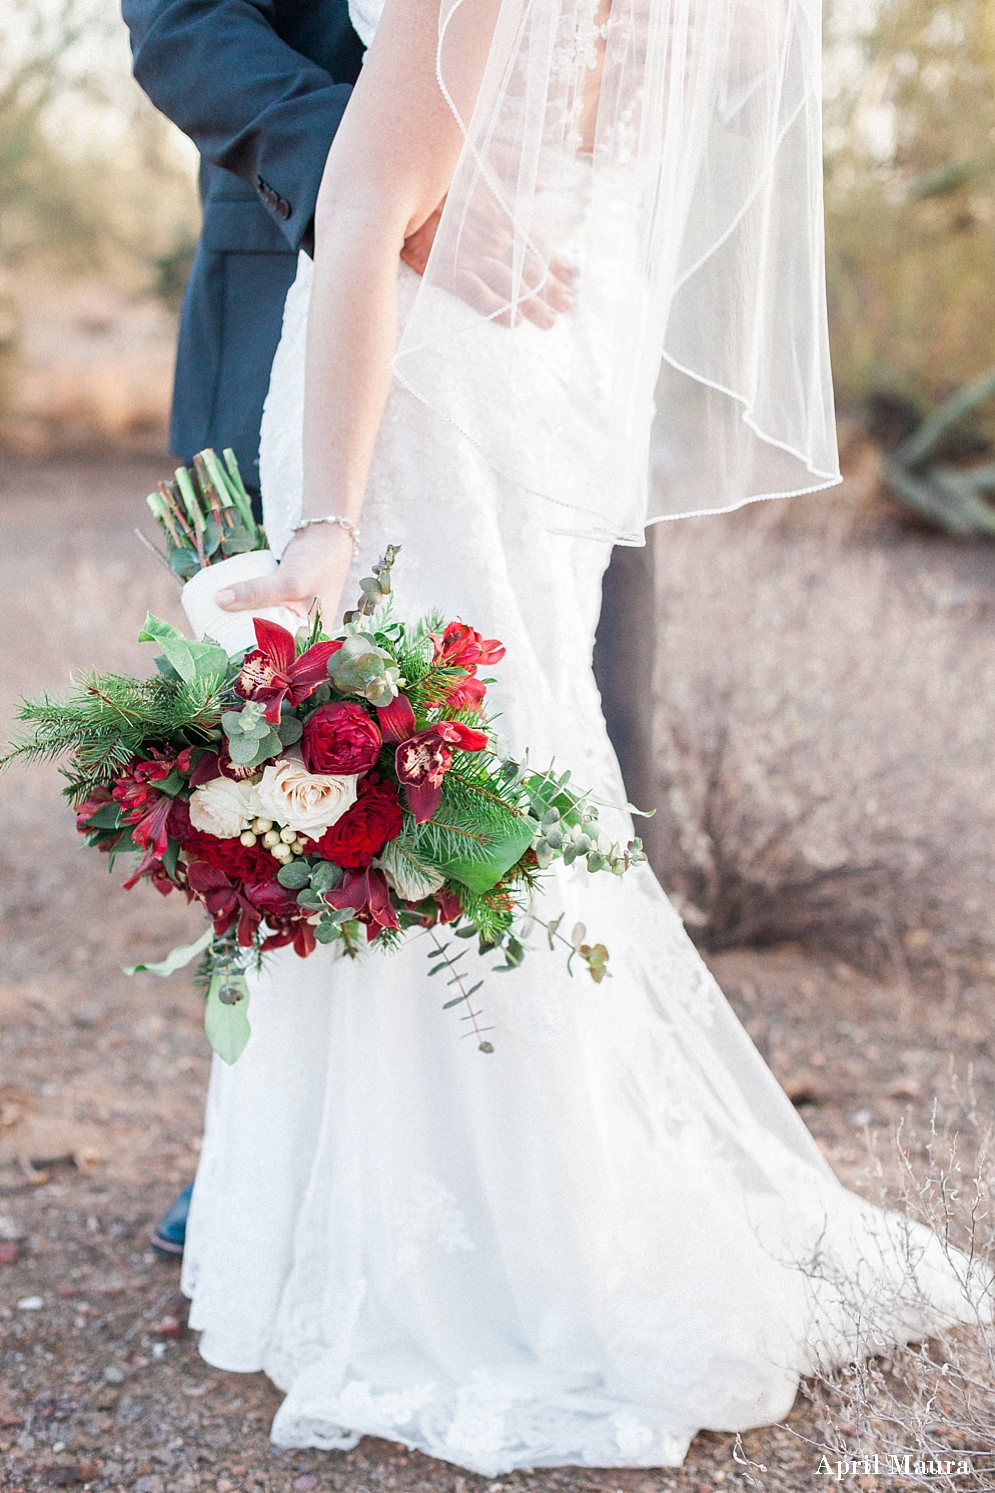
[255, 754, 357, 837]
[188, 777, 262, 840]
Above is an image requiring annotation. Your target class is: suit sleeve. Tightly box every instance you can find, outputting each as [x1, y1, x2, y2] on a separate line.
[122, 0, 354, 251]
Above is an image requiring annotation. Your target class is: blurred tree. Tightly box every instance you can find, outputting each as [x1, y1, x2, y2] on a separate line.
[825, 0, 995, 416]
[0, 0, 197, 291]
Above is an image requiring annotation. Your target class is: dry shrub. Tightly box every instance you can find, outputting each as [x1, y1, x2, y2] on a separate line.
[649, 485, 995, 980]
[791, 1085, 995, 1490]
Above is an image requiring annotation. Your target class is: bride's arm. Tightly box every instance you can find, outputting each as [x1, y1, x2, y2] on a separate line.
[216, 0, 473, 624]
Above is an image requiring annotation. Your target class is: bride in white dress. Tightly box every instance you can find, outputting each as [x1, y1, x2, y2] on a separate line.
[181, 0, 981, 1473]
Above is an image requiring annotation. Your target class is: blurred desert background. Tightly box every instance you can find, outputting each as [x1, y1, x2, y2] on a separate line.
[3, 2, 995, 1492]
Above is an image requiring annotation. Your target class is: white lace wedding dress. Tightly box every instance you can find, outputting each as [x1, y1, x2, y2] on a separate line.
[179, 8, 977, 1472]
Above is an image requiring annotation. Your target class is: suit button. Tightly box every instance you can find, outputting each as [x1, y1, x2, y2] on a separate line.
[274, 196, 291, 220]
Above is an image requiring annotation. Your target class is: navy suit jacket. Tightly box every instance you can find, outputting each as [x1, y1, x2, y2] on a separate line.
[122, 0, 365, 492]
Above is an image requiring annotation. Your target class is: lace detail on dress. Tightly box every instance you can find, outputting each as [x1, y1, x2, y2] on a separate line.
[395, 1175, 476, 1275]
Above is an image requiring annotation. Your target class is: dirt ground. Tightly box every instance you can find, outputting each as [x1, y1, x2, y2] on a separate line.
[1, 458, 994, 1493]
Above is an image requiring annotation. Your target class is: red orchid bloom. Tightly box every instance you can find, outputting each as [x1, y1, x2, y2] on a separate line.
[376, 695, 489, 822]
[394, 721, 489, 823]
[324, 866, 400, 941]
[185, 862, 307, 949]
[235, 618, 342, 725]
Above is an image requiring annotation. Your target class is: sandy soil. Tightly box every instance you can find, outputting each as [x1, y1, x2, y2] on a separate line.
[1, 458, 993, 1493]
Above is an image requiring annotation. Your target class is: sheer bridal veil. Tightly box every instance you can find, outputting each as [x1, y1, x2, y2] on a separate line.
[392, 0, 840, 542]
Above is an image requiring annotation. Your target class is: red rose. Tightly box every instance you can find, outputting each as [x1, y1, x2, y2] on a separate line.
[301, 701, 382, 775]
[312, 773, 402, 868]
[182, 830, 279, 882]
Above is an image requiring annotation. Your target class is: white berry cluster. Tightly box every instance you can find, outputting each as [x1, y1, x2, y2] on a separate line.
[239, 816, 310, 862]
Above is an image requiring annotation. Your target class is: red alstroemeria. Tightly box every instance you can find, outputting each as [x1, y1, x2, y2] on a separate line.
[430, 622, 504, 712]
[325, 866, 400, 941]
[235, 618, 343, 725]
[443, 675, 487, 713]
[112, 752, 179, 860]
[394, 721, 489, 823]
[75, 786, 115, 835]
[432, 621, 505, 672]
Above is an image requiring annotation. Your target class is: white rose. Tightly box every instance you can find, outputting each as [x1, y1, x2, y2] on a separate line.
[188, 777, 262, 840]
[255, 755, 357, 837]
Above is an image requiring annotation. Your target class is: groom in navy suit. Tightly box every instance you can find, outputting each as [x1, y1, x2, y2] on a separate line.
[123, 0, 366, 498]
[124, 0, 659, 1258]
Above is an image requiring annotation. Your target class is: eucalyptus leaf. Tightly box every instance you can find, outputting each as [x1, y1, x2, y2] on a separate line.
[296, 888, 326, 911]
[204, 973, 251, 1064]
[310, 861, 343, 893]
[277, 861, 312, 889]
[313, 919, 343, 944]
[227, 734, 261, 764]
[276, 716, 303, 746]
[123, 926, 212, 977]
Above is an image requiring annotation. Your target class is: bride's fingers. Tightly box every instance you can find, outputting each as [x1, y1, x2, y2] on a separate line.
[214, 574, 309, 612]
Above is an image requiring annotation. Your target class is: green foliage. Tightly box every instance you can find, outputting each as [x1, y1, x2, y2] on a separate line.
[397, 754, 535, 888]
[453, 884, 515, 947]
[1, 670, 224, 785]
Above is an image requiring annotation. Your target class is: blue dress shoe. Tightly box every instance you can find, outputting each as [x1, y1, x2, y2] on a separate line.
[152, 1183, 193, 1257]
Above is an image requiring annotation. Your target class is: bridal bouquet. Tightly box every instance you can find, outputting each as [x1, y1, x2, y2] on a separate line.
[3, 455, 644, 1062]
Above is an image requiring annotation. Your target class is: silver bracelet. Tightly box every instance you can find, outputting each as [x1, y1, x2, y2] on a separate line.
[293, 514, 360, 545]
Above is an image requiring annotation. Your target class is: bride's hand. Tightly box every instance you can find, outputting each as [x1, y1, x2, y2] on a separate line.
[214, 524, 356, 630]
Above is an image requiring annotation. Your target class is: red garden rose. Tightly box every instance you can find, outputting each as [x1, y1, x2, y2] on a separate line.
[301, 701, 381, 775]
[312, 773, 402, 868]
[181, 830, 279, 882]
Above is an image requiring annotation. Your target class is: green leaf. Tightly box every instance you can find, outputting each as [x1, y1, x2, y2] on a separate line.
[123, 925, 212, 977]
[156, 769, 186, 797]
[310, 860, 343, 893]
[296, 888, 326, 911]
[277, 861, 312, 889]
[431, 807, 536, 893]
[168, 546, 201, 579]
[276, 716, 303, 746]
[85, 802, 123, 829]
[202, 519, 223, 557]
[138, 614, 228, 688]
[313, 918, 343, 944]
[227, 729, 282, 767]
[162, 837, 180, 880]
[154, 653, 184, 682]
[220, 522, 255, 556]
[227, 733, 260, 764]
[204, 973, 251, 1064]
